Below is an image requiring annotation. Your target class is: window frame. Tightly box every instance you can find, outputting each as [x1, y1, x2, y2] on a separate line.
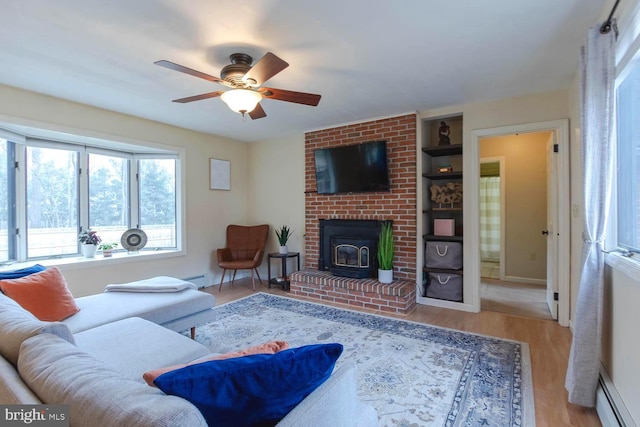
[614, 62, 640, 253]
[0, 124, 184, 265]
[24, 142, 80, 259]
[613, 6, 640, 255]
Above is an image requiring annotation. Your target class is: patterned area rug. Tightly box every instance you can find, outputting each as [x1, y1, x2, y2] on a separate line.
[194, 293, 534, 427]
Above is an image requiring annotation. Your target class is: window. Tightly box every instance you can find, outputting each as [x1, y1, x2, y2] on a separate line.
[0, 125, 181, 263]
[138, 159, 176, 248]
[89, 153, 129, 247]
[616, 54, 640, 252]
[26, 146, 79, 258]
[0, 140, 9, 262]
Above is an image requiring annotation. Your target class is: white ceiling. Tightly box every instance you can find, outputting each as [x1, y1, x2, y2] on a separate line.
[0, 0, 604, 143]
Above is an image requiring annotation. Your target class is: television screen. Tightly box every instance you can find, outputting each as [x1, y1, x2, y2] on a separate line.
[314, 140, 389, 194]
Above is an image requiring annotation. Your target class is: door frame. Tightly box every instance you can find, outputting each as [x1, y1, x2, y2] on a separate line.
[546, 134, 560, 319]
[467, 119, 570, 326]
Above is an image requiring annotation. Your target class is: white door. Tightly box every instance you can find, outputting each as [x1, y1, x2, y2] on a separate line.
[545, 134, 559, 320]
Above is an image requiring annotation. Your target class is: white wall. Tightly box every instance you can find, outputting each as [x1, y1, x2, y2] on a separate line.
[602, 256, 640, 424]
[0, 84, 250, 296]
[588, 0, 640, 423]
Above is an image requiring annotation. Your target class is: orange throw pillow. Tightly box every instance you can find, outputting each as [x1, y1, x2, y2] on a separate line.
[143, 340, 290, 387]
[0, 267, 80, 321]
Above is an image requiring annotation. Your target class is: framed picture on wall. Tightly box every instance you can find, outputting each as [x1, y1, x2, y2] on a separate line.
[209, 158, 230, 190]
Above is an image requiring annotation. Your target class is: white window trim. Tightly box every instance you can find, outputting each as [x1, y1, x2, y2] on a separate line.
[0, 248, 186, 273]
[611, 3, 640, 255]
[0, 121, 185, 266]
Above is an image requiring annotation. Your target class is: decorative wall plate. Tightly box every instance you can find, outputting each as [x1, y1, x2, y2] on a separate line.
[121, 228, 147, 251]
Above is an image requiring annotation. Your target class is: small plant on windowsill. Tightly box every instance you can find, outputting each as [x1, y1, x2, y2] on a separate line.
[275, 225, 292, 255]
[98, 242, 118, 257]
[78, 228, 101, 258]
[78, 229, 101, 245]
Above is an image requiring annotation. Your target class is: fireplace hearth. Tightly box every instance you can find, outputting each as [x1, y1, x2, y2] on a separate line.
[319, 219, 384, 278]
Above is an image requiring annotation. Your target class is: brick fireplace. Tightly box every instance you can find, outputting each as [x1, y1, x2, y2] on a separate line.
[289, 114, 418, 314]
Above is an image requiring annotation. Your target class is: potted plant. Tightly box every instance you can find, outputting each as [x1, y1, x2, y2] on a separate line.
[98, 242, 118, 257]
[275, 225, 292, 254]
[377, 221, 394, 284]
[78, 228, 101, 258]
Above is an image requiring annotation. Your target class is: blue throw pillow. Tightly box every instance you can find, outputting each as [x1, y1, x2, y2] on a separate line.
[0, 264, 46, 280]
[154, 343, 343, 427]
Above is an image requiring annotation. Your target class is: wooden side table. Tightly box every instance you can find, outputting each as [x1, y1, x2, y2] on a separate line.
[267, 252, 300, 291]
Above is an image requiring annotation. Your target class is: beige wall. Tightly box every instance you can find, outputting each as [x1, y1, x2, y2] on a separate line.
[247, 133, 306, 277]
[480, 132, 550, 281]
[0, 84, 250, 296]
[422, 89, 570, 134]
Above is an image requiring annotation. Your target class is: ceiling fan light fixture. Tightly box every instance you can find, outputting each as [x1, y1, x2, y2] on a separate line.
[220, 89, 262, 114]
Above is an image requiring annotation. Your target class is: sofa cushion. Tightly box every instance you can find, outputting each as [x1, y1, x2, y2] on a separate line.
[64, 290, 215, 333]
[143, 340, 290, 386]
[18, 333, 207, 427]
[74, 317, 210, 381]
[154, 343, 343, 427]
[0, 267, 80, 321]
[0, 264, 46, 280]
[0, 292, 74, 365]
[0, 354, 42, 404]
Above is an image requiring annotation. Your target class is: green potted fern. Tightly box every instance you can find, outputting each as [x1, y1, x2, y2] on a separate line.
[377, 221, 394, 283]
[275, 225, 292, 254]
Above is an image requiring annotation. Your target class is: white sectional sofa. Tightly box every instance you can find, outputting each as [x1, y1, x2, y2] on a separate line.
[0, 278, 378, 427]
[64, 284, 217, 337]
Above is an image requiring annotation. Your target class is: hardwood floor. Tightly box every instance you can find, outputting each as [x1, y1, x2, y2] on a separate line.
[204, 279, 601, 427]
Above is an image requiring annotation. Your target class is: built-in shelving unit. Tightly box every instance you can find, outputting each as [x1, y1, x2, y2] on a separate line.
[422, 234, 463, 242]
[422, 171, 463, 180]
[418, 115, 465, 306]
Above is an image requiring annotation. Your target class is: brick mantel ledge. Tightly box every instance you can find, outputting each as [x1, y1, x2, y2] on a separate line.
[290, 270, 416, 315]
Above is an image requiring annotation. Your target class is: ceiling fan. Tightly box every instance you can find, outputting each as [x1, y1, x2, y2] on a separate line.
[154, 52, 321, 120]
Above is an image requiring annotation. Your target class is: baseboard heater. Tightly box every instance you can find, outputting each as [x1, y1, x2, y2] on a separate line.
[596, 369, 636, 427]
[181, 274, 208, 289]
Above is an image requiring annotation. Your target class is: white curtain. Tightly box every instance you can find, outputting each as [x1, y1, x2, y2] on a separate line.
[479, 177, 500, 262]
[565, 23, 615, 407]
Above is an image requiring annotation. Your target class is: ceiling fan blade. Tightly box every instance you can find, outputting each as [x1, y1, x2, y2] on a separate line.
[260, 87, 321, 106]
[154, 60, 226, 85]
[242, 52, 289, 86]
[249, 103, 267, 120]
[172, 91, 224, 103]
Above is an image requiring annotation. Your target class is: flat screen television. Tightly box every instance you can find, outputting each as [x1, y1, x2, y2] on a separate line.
[314, 140, 389, 194]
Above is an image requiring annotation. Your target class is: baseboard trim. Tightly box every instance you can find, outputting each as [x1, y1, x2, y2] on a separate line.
[182, 274, 208, 289]
[502, 275, 546, 286]
[597, 368, 636, 427]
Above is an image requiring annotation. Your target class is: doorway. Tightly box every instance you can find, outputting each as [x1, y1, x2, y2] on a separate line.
[479, 135, 553, 320]
[467, 120, 570, 326]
